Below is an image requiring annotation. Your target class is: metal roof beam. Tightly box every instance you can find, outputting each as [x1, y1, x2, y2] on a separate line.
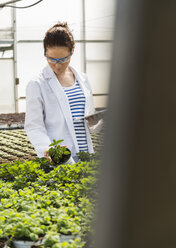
[0, 0, 23, 7]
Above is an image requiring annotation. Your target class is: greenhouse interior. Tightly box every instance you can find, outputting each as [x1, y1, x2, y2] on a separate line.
[0, 0, 115, 247]
[1, 0, 174, 247]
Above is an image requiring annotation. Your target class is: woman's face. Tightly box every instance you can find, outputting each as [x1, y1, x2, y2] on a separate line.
[45, 46, 72, 76]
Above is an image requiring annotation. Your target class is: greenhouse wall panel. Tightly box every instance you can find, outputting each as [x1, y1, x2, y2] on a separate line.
[0, 59, 15, 113]
[86, 43, 113, 61]
[87, 61, 111, 95]
[16, 0, 82, 41]
[85, 0, 115, 40]
[0, 7, 11, 29]
[93, 95, 108, 109]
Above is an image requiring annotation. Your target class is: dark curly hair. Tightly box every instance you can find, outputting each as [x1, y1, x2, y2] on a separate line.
[43, 22, 75, 55]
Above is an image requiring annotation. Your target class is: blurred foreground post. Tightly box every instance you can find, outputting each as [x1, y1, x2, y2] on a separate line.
[95, 1, 176, 248]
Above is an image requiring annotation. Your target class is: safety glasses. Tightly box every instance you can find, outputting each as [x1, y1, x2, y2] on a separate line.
[45, 52, 72, 64]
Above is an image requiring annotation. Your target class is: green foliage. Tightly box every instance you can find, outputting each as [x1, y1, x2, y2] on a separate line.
[0, 140, 100, 246]
[43, 234, 85, 248]
[76, 151, 99, 162]
[0, 160, 43, 181]
[34, 157, 54, 173]
[43, 233, 60, 247]
[48, 140, 71, 165]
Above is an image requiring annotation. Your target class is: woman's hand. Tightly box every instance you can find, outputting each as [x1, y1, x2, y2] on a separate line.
[85, 111, 105, 127]
[87, 116, 100, 127]
[44, 147, 52, 162]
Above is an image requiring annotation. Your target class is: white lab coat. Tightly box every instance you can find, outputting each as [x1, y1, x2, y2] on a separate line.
[24, 64, 102, 158]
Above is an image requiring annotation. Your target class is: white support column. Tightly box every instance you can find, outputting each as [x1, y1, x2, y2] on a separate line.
[12, 4, 18, 113]
[82, 0, 86, 73]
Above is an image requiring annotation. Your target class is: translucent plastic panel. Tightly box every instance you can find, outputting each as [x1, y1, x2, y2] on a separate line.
[16, 0, 82, 40]
[17, 42, 83, 102]
[0, 50, 13, 58]
[0, 6, 13, 39]
[87, 61, 111, 94]
[0, 59, 15, 113]
[85, 0, 115, 40]
[86, 42, 113, 61]
[17, 42, 45, 98]
[70, 43, 83, 72]
[93, 95, 108, 109]
[0, 7, 12, 29]
[18, 98, 25, 113]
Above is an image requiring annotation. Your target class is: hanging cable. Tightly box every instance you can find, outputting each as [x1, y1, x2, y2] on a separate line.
[2, 0, 43, 8]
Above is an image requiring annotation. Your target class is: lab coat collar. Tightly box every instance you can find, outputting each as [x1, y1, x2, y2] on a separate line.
[42, 64, 89, 113]
[69, 66, 86, 83]
[42, 64, 86, 83]
[42, 64, 55, 79]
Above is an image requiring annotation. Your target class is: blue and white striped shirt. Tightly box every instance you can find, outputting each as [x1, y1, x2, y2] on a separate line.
[63, 80, 88, 152]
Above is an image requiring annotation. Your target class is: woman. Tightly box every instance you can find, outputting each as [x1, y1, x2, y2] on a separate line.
[24, 22, 103, 162]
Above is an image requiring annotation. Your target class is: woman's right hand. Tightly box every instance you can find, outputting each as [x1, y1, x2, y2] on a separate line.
[44, 147, 52, 162]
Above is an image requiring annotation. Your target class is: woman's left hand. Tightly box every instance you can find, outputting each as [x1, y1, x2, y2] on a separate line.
[87, 116, 102, 127]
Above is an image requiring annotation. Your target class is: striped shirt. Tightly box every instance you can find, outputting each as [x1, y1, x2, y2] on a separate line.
[62, 80, 89, 152]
